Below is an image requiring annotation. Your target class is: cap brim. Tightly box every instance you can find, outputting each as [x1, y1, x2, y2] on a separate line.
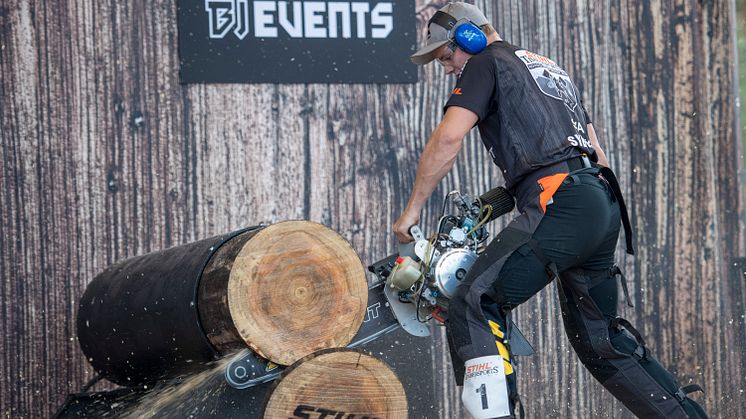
[410, 40, 450, 65]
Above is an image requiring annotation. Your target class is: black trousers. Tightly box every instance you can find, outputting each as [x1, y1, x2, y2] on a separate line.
[449, 172, 709, 418]
[493, 172, 621, 306]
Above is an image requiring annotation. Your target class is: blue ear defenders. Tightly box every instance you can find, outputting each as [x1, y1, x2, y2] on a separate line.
[430, 11, 488, 55]
[452, 22, 488, 54]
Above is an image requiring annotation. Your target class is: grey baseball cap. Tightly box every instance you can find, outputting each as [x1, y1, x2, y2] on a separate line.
[411, 2, 490, 65]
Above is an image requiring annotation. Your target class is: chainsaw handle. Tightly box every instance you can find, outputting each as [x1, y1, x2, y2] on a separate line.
[409, 225, 425, 241]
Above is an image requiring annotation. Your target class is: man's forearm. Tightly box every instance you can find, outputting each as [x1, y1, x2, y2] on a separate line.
[587, 123, 610, 167]
[393, 106, 477, 243]
[403, 132, 464, 216]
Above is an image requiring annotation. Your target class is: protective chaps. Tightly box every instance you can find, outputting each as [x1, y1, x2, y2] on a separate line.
[558, 266, 709, 419]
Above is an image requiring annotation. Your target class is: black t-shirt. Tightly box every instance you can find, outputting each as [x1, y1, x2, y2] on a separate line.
[445, 41, 595, 190]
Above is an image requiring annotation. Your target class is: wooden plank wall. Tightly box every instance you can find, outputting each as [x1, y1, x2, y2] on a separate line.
[1, 0, 743, 417]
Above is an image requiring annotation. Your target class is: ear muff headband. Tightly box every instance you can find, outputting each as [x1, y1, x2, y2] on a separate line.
[429, 11, 488, 55]
[430, 10, 458, 31]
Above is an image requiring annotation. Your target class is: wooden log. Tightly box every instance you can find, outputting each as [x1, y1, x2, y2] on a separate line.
[204, 220, 369, 365]
[230, 222, 368, 365]
[77, 221, 368, 386]
[263, 349, 408, 419]
[77, 229, 252, 386]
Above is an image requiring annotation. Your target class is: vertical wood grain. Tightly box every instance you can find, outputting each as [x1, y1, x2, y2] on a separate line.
[0, 0, 743, 417]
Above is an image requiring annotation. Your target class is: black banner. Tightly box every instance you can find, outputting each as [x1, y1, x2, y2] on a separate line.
[178, 0, 418, 83]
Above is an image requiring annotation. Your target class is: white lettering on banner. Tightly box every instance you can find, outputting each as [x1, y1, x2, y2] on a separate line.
[206, 0, 251, 39]
[304, 2, 327, 38]
[254, 1, 277, 37]
[234, 1, 250, 38]
[278, 1, 303, 37]
[351, 2, 369, 37]
[205, 0, 394, 39]
[328, 2, 352, 38]
[370, 2, 393, 38]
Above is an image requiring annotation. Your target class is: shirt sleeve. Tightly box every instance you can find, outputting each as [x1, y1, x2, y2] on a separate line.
[444, 55, 496, 122]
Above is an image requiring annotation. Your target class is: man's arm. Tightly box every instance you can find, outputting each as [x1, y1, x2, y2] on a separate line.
[587, 123, 610, 167]
[393, 106, 478, 243]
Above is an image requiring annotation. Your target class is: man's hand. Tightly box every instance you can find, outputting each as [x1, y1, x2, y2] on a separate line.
[393, 210, 420, 244]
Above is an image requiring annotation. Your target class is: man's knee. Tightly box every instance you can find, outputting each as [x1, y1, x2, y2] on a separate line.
[563, 319, 621, 382]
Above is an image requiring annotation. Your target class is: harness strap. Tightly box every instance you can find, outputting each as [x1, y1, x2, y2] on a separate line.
[613, 266, 635, 308]
[511, 393, 526, 419]
[588, 266, 634, 308]
[610, 317, 647, 359]
[598, 166, 635, 255]
[504, 310, 513, 346]
[675, 384, 705, 402]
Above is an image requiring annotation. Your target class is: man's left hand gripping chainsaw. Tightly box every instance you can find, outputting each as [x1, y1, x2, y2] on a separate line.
[225, 186, 534, 389]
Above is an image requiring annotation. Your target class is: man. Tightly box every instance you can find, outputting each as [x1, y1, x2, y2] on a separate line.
[393, 3, 709, 418]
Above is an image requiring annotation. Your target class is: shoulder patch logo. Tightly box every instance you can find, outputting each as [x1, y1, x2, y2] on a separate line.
[452, 88, 463, 95]
[515, 49, 579, 112]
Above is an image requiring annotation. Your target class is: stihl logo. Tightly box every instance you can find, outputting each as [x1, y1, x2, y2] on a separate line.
[466, 362, 491, 374]
[293, 404, 379, 419]
[452, 88, 463, 95]
[205, 1, 394, 39]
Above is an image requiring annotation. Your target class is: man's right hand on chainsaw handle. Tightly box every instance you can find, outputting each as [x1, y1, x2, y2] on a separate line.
[393, 210, 420, 244]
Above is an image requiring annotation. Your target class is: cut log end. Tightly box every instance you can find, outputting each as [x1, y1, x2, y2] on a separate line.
[227, 221, 368, 365]
[263, 349, 408, 419]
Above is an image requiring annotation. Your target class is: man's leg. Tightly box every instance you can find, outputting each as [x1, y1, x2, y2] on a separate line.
[482, 245, 557, 416]
[446, 236, 557, 418]
[536, 174, 710, 418]
[445, 172, 622, 418]
[558, 267, 710, 418]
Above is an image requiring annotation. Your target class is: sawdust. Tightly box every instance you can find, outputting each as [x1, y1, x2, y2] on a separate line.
[116, 354, 236, 419]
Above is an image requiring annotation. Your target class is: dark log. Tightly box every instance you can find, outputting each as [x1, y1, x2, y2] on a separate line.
[77, 221, 367, 386]
[77, 228, 254, 386]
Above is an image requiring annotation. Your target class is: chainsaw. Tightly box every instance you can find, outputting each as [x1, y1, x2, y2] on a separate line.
[225, 186, 534, 389]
